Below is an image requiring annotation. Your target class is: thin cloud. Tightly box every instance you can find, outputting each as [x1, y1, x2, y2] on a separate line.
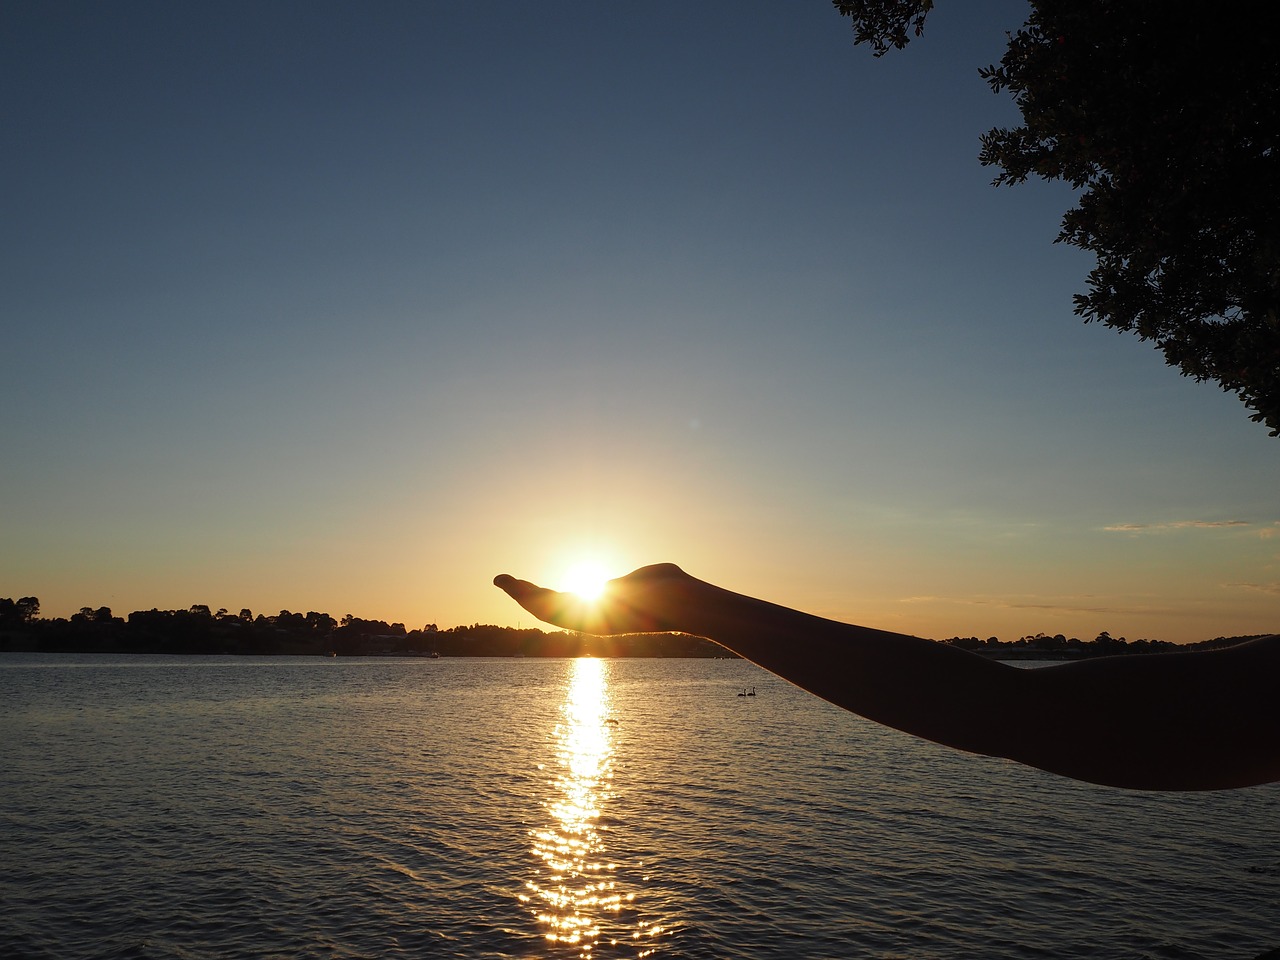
[1103, 520, 1252, 532]
[900, 595, 1135, 616]
[1226, 581, 1280, 597]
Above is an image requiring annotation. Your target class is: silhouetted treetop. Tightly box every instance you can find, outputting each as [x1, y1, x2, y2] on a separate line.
[980, 2, 1280, 434]
[0, 597, 40, 626]
[832, 0, 933, 56]
[838, 0, 1280, 435]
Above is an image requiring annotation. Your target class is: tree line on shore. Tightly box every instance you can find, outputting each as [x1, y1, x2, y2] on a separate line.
[937, 631, 1267, 659]
[1, 596, 1268, 659]
[0, 597, 725, 658]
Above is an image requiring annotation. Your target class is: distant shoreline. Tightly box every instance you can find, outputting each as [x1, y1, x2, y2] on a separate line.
[3, 631, 1272, 661]
[2, 598, 1271, 659]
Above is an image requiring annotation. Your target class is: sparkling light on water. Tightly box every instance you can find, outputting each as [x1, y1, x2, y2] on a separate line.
[524, 658, 662, 957]
[4, 656, 1277, 959]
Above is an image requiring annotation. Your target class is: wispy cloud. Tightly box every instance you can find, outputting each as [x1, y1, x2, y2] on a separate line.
[1226, 581, 1280, 597]
[1103, 520, 1252, 533]
[899, 595, 1145, 617]
[1260, 523, 1280, 540]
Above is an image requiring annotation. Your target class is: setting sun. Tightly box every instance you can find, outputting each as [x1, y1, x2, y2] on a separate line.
[560, 561, 613, 602]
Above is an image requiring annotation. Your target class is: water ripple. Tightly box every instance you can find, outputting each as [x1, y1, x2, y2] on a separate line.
[3, 654, 1280, 959]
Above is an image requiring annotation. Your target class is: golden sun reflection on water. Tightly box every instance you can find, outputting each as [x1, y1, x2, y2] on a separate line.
[522, 658, 665, 957]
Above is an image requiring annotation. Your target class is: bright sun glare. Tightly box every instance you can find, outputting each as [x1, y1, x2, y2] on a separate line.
[560, 561, 612, 602]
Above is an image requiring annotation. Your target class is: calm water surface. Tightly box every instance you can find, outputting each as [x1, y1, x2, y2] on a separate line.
[2, 653, 1279, 959]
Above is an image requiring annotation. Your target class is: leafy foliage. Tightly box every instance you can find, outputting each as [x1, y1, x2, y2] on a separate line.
[979, 2, 1280, 434]
[831, 0, 933, 57]
[837, 1, 1280, 434]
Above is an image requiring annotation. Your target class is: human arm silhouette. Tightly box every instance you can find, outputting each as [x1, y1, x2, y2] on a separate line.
[494, 563, 1280, 791]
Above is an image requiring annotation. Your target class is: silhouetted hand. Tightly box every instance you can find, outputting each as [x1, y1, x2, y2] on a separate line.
[493, 563, 696, 635]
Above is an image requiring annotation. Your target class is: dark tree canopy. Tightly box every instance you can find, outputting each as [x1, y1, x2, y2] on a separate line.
[831, 0, 933, 57]
[836, 1, 1280, 435]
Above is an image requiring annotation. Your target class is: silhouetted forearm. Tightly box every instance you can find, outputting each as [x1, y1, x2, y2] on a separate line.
[495, 565, 1280, 790]
[674, 577, 1280, 791]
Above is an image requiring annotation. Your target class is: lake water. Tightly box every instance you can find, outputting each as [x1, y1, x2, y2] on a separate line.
[2, 653, 1279, 960]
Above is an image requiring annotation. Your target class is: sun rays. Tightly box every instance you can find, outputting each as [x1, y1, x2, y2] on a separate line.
[560, 560, 614, 602]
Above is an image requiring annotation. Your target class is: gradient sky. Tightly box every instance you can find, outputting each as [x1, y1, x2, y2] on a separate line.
[4, 1, 1278, 643]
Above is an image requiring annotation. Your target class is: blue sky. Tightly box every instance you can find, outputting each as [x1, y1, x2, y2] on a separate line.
[3, 1, 1277, 642]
